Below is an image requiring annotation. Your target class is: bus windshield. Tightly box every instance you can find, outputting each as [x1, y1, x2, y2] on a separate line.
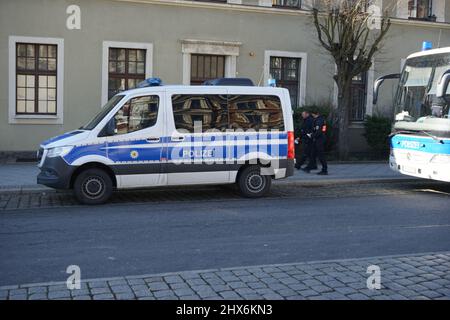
[395, 52, 450, 122]
[81, 95, 125, 130]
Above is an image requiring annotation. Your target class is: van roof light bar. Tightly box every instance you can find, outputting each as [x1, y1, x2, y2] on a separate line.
[137, 77, 163, 88]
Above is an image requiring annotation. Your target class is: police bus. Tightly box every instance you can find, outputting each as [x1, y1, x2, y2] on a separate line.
[37, 78, 295, 204]
[374, 45, 450, 182]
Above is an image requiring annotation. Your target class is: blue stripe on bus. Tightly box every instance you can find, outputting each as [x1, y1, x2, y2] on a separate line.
[391, 135, 450, 154]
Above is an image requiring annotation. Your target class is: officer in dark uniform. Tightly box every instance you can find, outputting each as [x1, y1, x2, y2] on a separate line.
[304, 109, 328, 175]
[295, 111, 316, 170]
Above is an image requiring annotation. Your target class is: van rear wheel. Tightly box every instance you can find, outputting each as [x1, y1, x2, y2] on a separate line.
[237, 165, 271, 198]
[73, 168, 113, 205]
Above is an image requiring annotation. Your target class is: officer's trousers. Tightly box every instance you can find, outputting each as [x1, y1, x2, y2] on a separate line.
[312, 138, 327, 172]
[297, 140, 313, 168]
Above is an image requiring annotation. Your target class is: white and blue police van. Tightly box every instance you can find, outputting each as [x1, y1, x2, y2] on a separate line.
[37, 78, 295, 204]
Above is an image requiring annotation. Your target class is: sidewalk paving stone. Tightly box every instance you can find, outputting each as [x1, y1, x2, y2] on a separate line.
[1, 252, 449, 300]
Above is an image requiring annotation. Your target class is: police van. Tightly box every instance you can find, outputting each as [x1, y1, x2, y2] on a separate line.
[37, 78, 295, 204]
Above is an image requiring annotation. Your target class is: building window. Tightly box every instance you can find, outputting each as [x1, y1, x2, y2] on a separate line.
[350, 72, 367, 121]
[190, 54, 225, 85]
[108, 48, 146, 99]
[270, 57, 300, 107]
[15, 43, 57, 115]
[408, 0, 434, 20]
[272, 0, 302, 8]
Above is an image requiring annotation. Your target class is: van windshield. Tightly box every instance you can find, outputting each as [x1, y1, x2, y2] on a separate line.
[81, 95, 125, 130]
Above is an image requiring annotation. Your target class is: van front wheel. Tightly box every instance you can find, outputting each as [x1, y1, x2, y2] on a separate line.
[73, 168, 113, 205]
[237, 165, 271, 198]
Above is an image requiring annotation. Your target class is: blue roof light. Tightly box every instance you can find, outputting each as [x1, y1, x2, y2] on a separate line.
[422, 41, 432, 51]
[137, 77, 163, 88]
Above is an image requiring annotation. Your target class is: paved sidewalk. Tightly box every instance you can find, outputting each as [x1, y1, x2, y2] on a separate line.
[1, 252, 449, 300]
[0, 162, 412, 193]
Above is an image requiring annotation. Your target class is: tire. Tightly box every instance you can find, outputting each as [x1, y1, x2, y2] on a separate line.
[73, 168, 113, 205]
[237, 165, 272, 198]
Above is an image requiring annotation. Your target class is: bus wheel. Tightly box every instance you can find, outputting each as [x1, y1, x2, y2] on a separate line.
[237, 165, 271, 198]
[73, 168, 113, 205]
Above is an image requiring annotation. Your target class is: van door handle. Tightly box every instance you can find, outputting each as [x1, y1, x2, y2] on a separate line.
[171, 136, 185, 142]
[146, 137, 160, 143]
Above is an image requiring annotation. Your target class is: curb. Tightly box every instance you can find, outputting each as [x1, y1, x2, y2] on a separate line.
[278, 177, 419, 187]
[0, 185, 54, 194]
[1, 250, 448, 290]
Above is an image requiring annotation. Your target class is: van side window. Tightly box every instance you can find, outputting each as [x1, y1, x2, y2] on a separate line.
[172, 95, 228, 132]
[228, 95, 284, 131]
[114, 95, 159, 135]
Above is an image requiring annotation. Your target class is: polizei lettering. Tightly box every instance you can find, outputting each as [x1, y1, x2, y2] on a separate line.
[182, 149, 214, 158]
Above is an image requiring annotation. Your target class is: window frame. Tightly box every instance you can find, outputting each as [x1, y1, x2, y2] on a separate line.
[190, 54, 226, 85]
[264, 50, 307, 108]
[181, 39, 240, 85]
[269, 56, 301, 108]
[102, 41, 153, 106]
[272, 0, 302, 9]
[107, 47, 147, 100]
[8, 36, 64, 124]
[350, 71, 368, 122]
[15, 43, 58, 116]
[408, 0, 434, 20]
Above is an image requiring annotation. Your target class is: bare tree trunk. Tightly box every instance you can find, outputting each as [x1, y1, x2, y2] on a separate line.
[336, 74, 352, 160]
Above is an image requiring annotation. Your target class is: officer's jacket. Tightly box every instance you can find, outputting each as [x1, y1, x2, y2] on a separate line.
[312, 115, 327, 140]
[300, 116, 314, 141]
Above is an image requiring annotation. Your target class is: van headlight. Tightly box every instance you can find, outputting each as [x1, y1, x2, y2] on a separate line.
[46, 146, 74, 158]
[430, 154, 450, 164]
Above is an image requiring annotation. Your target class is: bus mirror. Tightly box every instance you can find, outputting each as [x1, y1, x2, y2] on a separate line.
[436, 72, 450, 98]
[373, 73, 400, 105]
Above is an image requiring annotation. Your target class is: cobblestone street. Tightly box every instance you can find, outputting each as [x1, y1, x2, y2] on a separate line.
[1, 252, 449, 300]
[1, 164, 449, 301]
[1, 179, 448, 211]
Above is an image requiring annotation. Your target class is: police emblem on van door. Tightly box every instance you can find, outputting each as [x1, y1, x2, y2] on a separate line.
[130, 150, 139, 159]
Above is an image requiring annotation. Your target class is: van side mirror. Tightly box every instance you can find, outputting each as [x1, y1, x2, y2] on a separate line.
[99, 117, 116, 137]
[436, 71, 450, 98]
[373, 73, 400, 105]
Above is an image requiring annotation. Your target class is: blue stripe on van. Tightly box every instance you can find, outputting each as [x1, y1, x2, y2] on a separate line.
[64, 143, 108, 163]
[41, 131, 83, 146]
[62, 134, 288, 165]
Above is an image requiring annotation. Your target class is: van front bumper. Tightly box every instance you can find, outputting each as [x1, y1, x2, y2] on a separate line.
[37, 156, 75, 189]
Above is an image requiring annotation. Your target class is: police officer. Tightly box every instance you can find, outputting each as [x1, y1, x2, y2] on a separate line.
[295, 111, 316, 170]
[304, 109, 328, 175]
